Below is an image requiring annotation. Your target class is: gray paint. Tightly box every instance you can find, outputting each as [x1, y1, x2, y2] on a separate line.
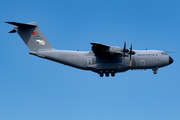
[6, 22, 174, 77]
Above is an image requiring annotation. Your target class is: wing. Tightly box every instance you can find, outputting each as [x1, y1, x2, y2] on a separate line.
[91, 42, 123, 57]
[91, 42, 110, 49]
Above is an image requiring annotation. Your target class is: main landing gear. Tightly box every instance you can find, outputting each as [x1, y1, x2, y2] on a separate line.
[99, 70, 116, 77]
[100, 73, 103, 77]
[111, 73, 115, 77]
[105, 73, 109, 77]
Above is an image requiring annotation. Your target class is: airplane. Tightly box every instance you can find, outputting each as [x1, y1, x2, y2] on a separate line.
[6, 21, 174, 77]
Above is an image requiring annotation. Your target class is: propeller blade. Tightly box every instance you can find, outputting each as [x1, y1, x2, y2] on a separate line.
[130, 44, 132, 53]
[123, 41, 126, 59]
[124, 41, 126, 50]
[129, 44, 132, 66]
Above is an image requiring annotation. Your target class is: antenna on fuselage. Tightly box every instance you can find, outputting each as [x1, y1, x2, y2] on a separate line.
[164, 51, 176, 53]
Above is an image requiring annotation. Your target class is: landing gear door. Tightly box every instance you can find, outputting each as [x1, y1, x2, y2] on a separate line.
[87, 58, 92, 67]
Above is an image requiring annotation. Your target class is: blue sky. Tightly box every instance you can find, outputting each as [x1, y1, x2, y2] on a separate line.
[1, 0, 180, 120]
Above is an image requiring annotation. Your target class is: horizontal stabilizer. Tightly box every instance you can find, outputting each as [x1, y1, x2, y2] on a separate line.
[9, 29, 16, 33]
[5, 22, 37, 28]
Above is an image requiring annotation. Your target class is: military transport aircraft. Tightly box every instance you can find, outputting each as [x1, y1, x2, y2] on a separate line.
[6, 22, 174, 77]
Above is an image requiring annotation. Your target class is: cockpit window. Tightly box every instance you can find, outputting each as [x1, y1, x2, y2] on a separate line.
[161, 52, 167, 55]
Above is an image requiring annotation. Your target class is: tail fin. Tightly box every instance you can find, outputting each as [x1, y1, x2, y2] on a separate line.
[6, 22, 54, 51]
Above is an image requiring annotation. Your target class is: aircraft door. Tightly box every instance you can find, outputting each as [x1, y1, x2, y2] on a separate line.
[140, 60, 145, 66]
[87, 58, 92, 67]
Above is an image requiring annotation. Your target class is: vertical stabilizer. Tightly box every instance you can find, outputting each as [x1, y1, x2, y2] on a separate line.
[6, 22, 54, 51]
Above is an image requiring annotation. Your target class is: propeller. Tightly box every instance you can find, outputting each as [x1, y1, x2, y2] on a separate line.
[122, 41, 129, 59]
[129, 44, 135, 67]
[122, 41, 135, 66]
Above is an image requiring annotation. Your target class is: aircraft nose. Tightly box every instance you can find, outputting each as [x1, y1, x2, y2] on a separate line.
[169, 56, 174, 64]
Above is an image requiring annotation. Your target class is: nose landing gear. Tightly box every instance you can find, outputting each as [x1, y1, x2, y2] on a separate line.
[153, 70, 157, 74]
[152, 68, 158, 74]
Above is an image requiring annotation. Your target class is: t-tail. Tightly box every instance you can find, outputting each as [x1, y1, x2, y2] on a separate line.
[6, 22, 54, 51]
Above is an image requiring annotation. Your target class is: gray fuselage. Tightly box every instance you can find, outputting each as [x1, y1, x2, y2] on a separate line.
[30, 49, 172, 74]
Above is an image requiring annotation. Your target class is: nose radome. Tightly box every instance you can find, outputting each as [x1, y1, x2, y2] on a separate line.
[169, 56, 174, 64]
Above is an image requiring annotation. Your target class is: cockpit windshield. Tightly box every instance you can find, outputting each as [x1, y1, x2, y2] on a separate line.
[161, 52, 167, 55]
